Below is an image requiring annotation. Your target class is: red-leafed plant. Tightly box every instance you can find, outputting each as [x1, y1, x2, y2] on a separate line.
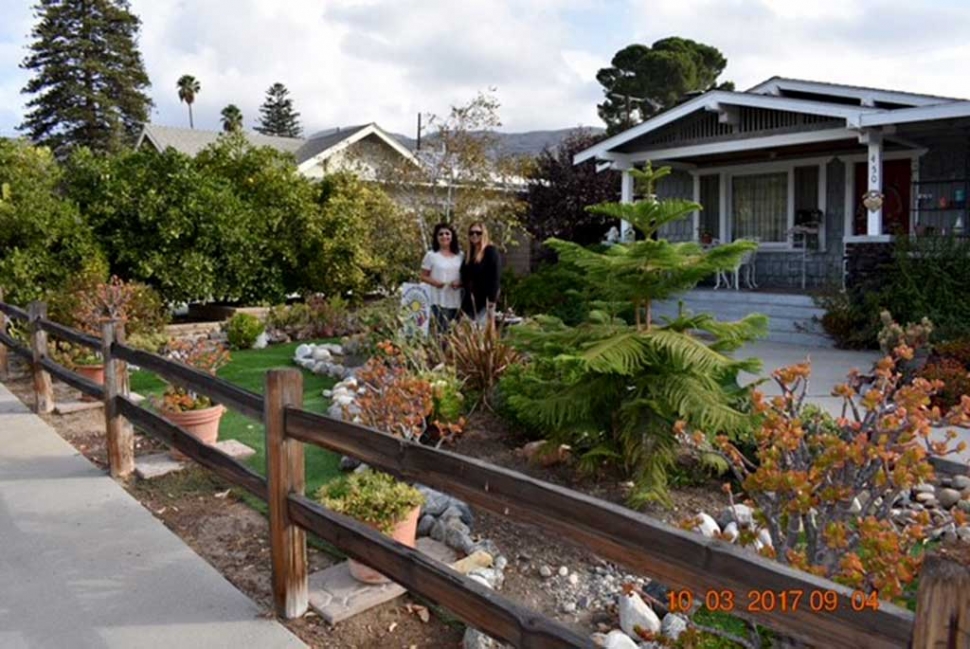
[351, 340, 465, 445]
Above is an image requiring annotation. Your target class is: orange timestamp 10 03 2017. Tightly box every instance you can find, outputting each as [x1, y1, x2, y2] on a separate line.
[667, 588, 881, 614]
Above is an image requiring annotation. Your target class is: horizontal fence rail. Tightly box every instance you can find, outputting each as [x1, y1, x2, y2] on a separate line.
[288, 494, 588, 648]
[285, 408, 915, 649]
[113, 344, 264, 421]
[0, 330, 32, 360]
[116, 396, 268, 501]
[0, 301, 29, 322]
[39, 357, 105, 400]
[38, 318, 101, 351]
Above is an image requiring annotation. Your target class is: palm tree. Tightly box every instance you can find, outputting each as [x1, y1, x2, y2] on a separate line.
[176, 75, 201, 129]
[220, 104, 243, 132]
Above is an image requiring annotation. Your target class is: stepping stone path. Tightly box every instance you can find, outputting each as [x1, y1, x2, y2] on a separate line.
[135, 439, 257, 480]
[307, 538, 458, 624]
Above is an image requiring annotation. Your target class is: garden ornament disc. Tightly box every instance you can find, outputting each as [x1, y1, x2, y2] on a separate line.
[862, 190, 884, 212]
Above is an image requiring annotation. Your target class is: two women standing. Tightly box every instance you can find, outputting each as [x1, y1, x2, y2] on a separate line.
[419, 221, 501, 331]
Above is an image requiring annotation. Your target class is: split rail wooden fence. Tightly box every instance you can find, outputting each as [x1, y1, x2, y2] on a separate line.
[1, 294, 967, 648]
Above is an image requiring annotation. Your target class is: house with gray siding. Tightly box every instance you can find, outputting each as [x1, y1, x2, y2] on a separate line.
[574, 77, 970, 345]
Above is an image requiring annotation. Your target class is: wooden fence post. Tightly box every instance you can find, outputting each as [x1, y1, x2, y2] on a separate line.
[0, 288, 8, 380]
[911, 552, 970, 649]
[265, 368, 308, 619]
[28, 301, 53, 414]
[102, 319, 134, 477]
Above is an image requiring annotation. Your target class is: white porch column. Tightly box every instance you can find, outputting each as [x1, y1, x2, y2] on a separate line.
[691, 172, 701, 241]
[620, 168, 635, 241]
[865, 130, 883, 236]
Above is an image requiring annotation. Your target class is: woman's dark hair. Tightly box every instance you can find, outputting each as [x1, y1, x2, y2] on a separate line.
[431, 222, 460, 254]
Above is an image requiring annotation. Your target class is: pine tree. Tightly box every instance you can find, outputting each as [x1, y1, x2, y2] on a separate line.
[505, 165, 768, 504]
[255, 83, 302, 138]
[20, 0, 153, 156]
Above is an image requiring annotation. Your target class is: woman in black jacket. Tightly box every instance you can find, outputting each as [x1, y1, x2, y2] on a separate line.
[460, 222, 501, 325]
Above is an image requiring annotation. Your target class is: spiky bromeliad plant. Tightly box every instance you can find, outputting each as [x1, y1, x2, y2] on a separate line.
[505, 164, 768, 505]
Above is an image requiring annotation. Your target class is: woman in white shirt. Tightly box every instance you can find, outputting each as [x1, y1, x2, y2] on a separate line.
[420, 223, 463, 333]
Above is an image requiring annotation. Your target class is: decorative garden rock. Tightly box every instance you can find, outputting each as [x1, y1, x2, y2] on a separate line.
[717, 504, 754, 529]
[692, 512, 720, 538]
[618, 591, 661, 637]
[661, 613, 688, 641]
[600, 629, 639, 649]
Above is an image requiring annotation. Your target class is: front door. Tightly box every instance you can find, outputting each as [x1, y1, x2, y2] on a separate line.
[853, 159, 911, 235]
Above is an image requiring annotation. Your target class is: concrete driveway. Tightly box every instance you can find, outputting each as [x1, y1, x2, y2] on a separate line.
[734, 341, 970, 467]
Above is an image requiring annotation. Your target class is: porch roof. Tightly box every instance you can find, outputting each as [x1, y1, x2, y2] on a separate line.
[575, 79, 970, 168]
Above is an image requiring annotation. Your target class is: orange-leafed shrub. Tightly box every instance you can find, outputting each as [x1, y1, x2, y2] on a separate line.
[682, 317, 970, 602]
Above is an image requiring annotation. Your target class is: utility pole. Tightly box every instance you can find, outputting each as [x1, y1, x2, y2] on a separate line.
[416, 113, 422, 151]
[609, 91, 647, 130]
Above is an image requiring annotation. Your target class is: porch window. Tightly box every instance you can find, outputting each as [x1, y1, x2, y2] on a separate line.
[732, 172, 788, 243]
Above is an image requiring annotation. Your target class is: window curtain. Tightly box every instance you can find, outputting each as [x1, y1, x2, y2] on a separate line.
[732, 172, 787, 242]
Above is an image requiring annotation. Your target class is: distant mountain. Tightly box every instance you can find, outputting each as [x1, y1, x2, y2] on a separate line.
[392, 126, 605, 158]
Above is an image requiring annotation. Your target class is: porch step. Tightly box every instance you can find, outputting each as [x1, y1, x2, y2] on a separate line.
[654, 289, 833, 348]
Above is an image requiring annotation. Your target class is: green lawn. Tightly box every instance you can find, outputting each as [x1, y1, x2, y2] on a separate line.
[130, 340, 342, 495]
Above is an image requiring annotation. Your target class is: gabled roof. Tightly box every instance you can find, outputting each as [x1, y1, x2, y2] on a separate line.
[294, 124, 370, 163]
[295, 122, 419, 172]
[136, 122, 419, 173]
[574, 77, 970, 165]
[137, 124, 305, 158]
[747, 77, 962, 107]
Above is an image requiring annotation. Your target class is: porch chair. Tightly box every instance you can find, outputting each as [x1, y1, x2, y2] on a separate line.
[708, 239, 733, 289]
[733, 239, 759, 290]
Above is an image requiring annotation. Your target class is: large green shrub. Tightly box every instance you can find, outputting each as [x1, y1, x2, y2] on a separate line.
[0, 140, 104, 304]
[63, 137, 413, 306]
[821, 235, 970, 348]
[502, 261, 592, 326]
[63, 146, 236, 304]
[303, 172, 422, 298]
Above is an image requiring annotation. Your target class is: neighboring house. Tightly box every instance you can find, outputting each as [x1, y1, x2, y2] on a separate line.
[574, 77, 970, 291]
[136, 122, 418, 181]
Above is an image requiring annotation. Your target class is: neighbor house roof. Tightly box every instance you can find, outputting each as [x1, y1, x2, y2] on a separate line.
[574, 77, 970, 165]
[136, 122, 419, 172]
[294, 122, 419, 174]
[137, 124, 305, 158]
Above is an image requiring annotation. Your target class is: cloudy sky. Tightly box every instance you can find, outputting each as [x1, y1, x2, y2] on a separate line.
[2, 0, 970, 139]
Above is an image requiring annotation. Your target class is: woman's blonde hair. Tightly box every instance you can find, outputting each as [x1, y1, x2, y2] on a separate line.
[468, 222, 491, 263]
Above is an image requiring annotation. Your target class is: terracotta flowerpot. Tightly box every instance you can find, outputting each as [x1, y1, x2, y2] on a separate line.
[348, 505, 421, 584]
[75, 364, 104, 402]
[161, 404, 226, 460]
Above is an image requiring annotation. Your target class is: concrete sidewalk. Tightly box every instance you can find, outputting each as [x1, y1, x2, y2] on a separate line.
[0, 382, 306, 649]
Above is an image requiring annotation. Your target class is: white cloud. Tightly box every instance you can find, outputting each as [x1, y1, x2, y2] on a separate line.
[4, 0, 970, 138]
[625, 0, 970, 99]
[130, 0, 605, 135]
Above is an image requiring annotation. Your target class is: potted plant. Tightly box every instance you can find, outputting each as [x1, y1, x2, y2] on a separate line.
[316, 470, 425, 584]
[156, 338, 231, 458]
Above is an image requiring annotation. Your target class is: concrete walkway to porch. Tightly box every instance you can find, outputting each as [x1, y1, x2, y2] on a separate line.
[735, 340, 970, 467]
[0, 381, 307, 649]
